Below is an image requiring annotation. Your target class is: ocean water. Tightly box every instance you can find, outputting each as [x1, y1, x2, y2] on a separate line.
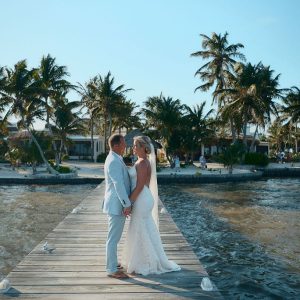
[160, 178, 300, 299]
[0, 184, 97, 278]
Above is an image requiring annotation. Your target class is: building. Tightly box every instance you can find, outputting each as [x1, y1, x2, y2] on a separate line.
[68, 135, 105, 162]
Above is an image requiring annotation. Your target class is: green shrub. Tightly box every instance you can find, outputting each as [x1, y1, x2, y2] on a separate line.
[291, 153, 300, 162]
[48, 160, 72, 173]
[55, 165, 72, 173]
[62, 154, 69, 161]
[0, 140, 9, 161]
[215, 142, 245, 167]
[244, 152, 269, 166]
[97, 153, 107, 162]
[48, 160, 55, 167]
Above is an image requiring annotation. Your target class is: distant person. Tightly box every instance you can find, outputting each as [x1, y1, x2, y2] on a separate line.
[277, 152, 281, 163]
[174, 155, 180, 171]
[280, 151, 285, 163]
[170, 156, 175, 169]
[288, 148, 293, 162]
[199, 155, 207, 169]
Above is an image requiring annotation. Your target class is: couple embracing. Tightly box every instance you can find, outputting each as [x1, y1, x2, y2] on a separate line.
[103, 134, 181, 278]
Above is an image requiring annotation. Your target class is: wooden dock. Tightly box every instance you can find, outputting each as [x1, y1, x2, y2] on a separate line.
[2, 183, 222, 299]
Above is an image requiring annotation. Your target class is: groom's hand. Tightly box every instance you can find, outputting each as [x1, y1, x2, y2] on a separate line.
[123, 206, 131, 217]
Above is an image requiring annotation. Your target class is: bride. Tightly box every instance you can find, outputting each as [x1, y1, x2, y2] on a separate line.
[123, 135, 181, 275]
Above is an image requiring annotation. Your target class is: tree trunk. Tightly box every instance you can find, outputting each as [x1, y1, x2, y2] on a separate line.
[201, 143, 204, 156]
[230, 118, 236, 143]
[190, 150, 194, 163]
[90, 116, 94, 161]
[221, 75, 237, 143]
[104, 116, 107, 154]
[58, 139, 64, 163]
[26, 126, 59, 175]
[164, 144, 172, 165]
[250, 124, 259, 152]
[108, 113, 112, 138]
[32, 162, 37, 175]
[242, 119, 248, 148]
[45, 96, 60, 167]
[295, 124, 298, 153]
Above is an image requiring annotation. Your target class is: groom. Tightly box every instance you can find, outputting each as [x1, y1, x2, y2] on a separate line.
[103, 134, 132, 279]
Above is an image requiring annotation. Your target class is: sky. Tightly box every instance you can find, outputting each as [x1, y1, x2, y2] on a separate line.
[1, 0, 300, 129]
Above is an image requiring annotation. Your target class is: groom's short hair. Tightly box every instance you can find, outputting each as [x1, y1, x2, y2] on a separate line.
[108, 134, 124, 149]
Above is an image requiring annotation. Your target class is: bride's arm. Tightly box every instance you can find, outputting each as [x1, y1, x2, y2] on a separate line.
[129, 160, 149, 202]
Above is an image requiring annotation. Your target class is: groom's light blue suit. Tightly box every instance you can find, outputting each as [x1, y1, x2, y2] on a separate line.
[103, 150, 132, 274]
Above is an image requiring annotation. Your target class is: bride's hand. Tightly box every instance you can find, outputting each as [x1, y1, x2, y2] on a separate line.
[123, 206, 132, 217]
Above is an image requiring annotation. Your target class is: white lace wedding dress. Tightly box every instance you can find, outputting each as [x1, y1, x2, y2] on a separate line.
[122, 166, 181, 276]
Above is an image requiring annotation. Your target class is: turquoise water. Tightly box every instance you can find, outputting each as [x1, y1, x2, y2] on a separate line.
[160, 178, 300, 299]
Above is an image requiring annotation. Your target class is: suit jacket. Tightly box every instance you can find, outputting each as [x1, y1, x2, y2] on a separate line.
[102, 151, 132, 215]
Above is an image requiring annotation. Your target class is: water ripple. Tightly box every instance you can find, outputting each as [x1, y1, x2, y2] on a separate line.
[160, 178, 300, 299]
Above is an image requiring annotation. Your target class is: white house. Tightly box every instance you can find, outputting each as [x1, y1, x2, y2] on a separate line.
[67, 135, 105, 162]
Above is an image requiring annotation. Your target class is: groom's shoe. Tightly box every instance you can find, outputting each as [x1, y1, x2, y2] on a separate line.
[117, 263, 124, 270]
[107, 270, 129, 279]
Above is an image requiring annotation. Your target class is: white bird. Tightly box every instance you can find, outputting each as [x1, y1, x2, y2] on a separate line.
[0, 278, 11, 293]
[72, 207, 80, 214]
[160, 207, 167, 214]
[200, 277, 214, 291]
[42, 241, 55, 254]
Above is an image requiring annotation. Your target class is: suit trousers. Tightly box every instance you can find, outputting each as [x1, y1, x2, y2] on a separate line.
[106, 214, 126, 274]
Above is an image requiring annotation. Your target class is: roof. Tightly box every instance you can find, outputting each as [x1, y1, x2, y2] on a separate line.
[8, 130, 45, 140]
[67, 135, 103, 141]
[124, 129, 162, 149]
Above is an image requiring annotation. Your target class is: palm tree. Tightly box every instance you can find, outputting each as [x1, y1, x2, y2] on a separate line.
[268, 118, 286, 154]
[216, 142, 245, 174]
[35, 54, 73, 166]
[77, 79, 98, 160]
[52, 95, 86, 163]
[281, 86, 300, 152]
[0, 66, 10, 114]
[2, 60, 58, 174]
[282, 86, 300, 122]
[191, 32, 245, 141]
[217, 62, 281, 151]
[112, 98, 142, 134]
[87, 72, 133, 153]
[181, 102, 215, 162]
[0, 66, 7, 93]
[143, 94, 184, 162]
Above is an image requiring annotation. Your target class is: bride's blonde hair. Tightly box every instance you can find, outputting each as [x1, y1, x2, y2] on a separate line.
[134, 136, 152, 154]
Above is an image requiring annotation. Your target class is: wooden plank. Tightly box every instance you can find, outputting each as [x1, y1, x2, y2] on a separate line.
[9, 265, 206, 277]
[3, 182, 221, 299]
[13, 261, 201, 271]
[0, 293, 221, 300]
[7, 274, 207, 285]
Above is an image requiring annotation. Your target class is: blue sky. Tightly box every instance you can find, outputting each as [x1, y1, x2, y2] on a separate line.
[2, 0, 300, 128]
